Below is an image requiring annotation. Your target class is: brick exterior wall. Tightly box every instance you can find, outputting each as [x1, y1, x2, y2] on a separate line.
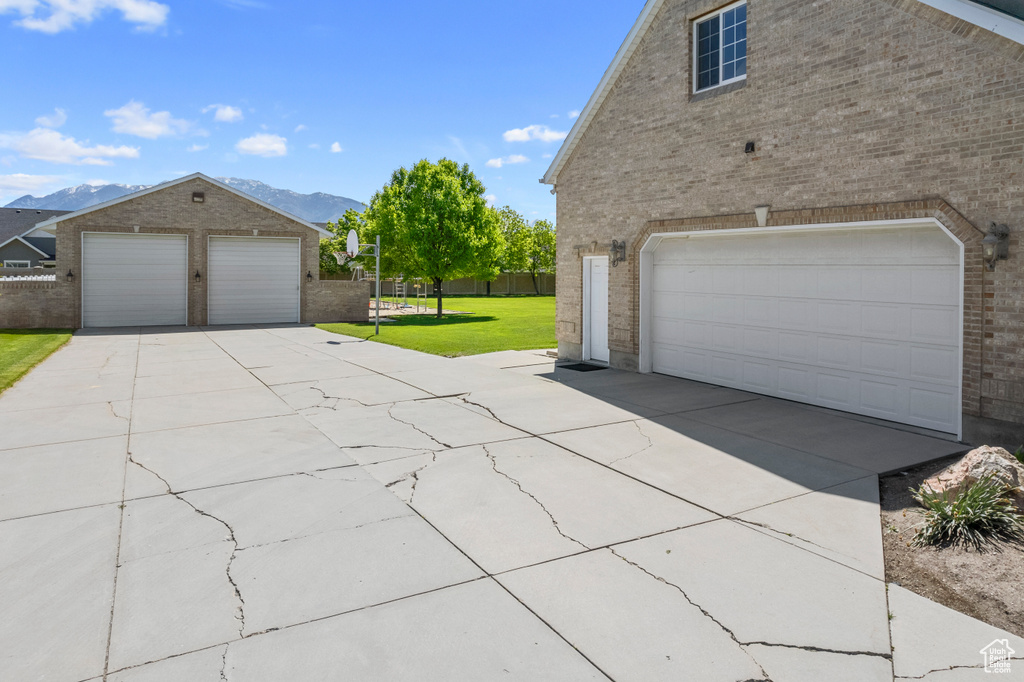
[553, 0, 1024, 430]
[0, 177, 369, 328]
[0, 280, 76, 328]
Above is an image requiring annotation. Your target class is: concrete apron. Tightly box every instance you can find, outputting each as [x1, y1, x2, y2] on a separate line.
[0, 326, 1019, 682]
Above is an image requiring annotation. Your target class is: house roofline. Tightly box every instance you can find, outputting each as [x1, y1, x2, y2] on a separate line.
[541, 0, 1024, 187]
[33, 173, 334, 237]
[0, 235, 51, 257]
[541, 0, 665, 187]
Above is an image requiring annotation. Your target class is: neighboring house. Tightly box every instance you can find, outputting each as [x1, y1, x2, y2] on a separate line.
[0, 174, 370, 329]
[543, 0, 1024, 443]
[0, 208, 69, 268]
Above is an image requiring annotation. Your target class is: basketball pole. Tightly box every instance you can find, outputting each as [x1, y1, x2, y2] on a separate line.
[374, 234, 381, 336]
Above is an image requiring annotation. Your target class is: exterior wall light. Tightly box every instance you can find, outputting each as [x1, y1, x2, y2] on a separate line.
[745, 141, 756, 153]
[982, 223, 1010, 271]
[306, 270, 313, 283]
[610, 240, 627, 267]
[195, 270, 201, 282]
[66, 269, 74, 282]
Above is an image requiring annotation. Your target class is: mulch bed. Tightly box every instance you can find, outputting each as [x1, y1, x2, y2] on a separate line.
[880, 453, 1024, 637]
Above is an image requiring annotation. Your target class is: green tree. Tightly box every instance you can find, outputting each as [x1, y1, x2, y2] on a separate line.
[496, 206, 530, 274]
[526, 219, 556, 294]
[363, 158, 501, 317]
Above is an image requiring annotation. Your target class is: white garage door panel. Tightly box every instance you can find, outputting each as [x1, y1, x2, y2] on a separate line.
[649, 225, 962, 433]
[82, 233, 188, 327]
[208, 237, 299, 325]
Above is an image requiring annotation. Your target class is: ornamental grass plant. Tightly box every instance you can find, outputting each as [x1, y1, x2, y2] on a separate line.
[911, 474, 1024, 550]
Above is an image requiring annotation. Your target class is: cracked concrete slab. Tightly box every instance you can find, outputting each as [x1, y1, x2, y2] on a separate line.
[384, 439, 714, 574]
[387, 397, 526, 448]
[129, 386, 292, 433]
[181, 468, 415, 549]
[247, 357, 375, 385]
[736, 475, 885, 579]
[107, 645, 227, 681]
[546, 416, 871, 516]
[744, 643, 894, 681]
[387, 363, 542, 396]
[452, 349, 556, 368]
[496, 549, 767, 681]
[0, 436, 128, 520]
[300, 401, 453, 451]
[682, 398, 965, 474]
[224, 579, 607, 681]
[457, 382, 663, 435]
[272, 373, 433, 410]
[0, 399, 130, 451]
[615, 519, 892, 656]
[233, 514, 484, 634]
[0, 505, 120, 682]
[125, 414, 355, 494]
[109, 496, 242, 671]
[888, 583, 1024, 680]
[562, 372, 756, 416]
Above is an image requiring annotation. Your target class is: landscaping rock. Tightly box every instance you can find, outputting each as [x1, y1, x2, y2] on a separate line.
[921, 446, 1024, 510]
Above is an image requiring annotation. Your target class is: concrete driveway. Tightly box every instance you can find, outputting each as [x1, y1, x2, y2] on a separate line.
[2, 326, 1021, 681]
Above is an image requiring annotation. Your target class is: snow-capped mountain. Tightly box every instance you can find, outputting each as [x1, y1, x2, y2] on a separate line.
[4, 178, 365, 223]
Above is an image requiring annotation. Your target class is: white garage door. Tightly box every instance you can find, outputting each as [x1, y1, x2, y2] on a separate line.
[648, 224, 962, 433]
[82, 233, 188, 328]
[208, 236, 300, 325]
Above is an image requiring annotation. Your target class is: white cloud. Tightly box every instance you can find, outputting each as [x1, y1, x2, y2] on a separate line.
[486, 154, 529, 168]
[1, 0, 169, 34]
[569, 110, 581, 119]
[186, 143, 208, 152]
[308, 143, 320, 150]
[0, 128, 139, 165]
[203, 104, 243, 123]
[0, 173, 63, 193]
[330, 142, 343, 153]
[502, 124, 567, 143]
[236, 133, 287, 157]
[35, 107, 67, 128]
[294, 124, 307, 133]
[542, 153, 553, 159]
[485, 194, 497, 208]
[105, 101, 190, 139]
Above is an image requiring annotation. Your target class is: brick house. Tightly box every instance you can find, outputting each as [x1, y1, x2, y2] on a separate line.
[0, 174, 369, 329]
[0, 208, 69, 268]
[542, 0, 1024, 444]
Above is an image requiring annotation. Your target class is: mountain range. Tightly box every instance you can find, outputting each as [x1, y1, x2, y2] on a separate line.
[4, 178, 365, 223]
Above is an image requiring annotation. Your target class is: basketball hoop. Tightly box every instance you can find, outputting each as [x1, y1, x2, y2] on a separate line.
[332, 251, 350, 265]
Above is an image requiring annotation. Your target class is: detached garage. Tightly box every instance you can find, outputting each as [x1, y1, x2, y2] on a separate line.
[24, 173, 369, 329]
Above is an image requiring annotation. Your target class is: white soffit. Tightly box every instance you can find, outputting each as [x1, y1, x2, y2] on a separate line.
[917, 0, 1024, 44]
[542, 0, 665, 186]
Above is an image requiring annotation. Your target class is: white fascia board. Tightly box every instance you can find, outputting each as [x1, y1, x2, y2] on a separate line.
[0, 235, 51, 257]
[21, 224, 58, 239]
[33, 172, 334, 237]
[916, 0, 1024, 44]
[542, 0, 665, 186]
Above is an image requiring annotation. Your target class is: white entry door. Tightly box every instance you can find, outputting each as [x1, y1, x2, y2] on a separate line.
[584, 256, 610, 363]
[82, 233, 188, 327]
[208, 236, 300, 325]
[646, 224, 963, 434]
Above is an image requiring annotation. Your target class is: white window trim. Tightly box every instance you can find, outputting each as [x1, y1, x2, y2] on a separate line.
[693, 0, 748, 94]
[3, 260, 31, 268]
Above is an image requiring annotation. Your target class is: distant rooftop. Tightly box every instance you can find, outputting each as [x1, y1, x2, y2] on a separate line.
[0, 207, 71, 246]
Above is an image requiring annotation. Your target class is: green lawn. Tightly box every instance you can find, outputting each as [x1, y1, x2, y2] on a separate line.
[317, 295, 555, 357]
[0, 329, 73, 393]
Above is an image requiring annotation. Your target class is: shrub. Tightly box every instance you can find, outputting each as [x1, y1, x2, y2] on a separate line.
[1015, 446, 1024, 465]
[911, 474, 1024, 549]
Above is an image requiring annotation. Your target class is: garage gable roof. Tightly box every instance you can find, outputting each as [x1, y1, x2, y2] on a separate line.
[541, 0, 1024, 186]
[33, 173, 334, 237]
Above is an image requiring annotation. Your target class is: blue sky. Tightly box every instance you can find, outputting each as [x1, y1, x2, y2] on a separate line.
[0, 0, 646, 219]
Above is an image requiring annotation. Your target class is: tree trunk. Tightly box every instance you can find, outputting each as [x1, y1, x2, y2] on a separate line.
[486, 281, 491, 296]
[530, 271, 539, 295]
[434, 277, 444, 319]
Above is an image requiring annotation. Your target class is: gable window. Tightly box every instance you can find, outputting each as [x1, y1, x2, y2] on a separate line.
[694, 1, 747, 92]
[3, 260, 30, 268]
